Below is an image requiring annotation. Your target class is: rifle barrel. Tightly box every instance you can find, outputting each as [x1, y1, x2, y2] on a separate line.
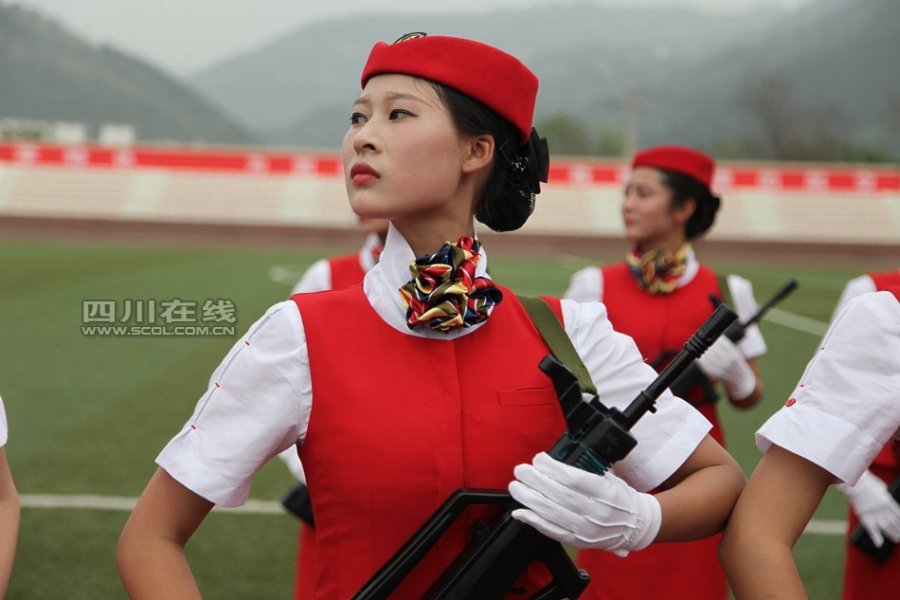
[742, 278, 798, 329]
[621, 304, 736, 429]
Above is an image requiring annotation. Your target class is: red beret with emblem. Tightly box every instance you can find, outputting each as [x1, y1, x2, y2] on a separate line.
[361, 33, 538, 144]
[632, 145, 715, 189]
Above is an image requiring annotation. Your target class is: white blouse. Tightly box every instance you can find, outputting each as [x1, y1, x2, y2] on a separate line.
[756, 291, 900, 484]
[158, 225, 711, 506]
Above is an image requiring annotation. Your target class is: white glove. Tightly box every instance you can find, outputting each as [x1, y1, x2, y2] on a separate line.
[508, 452, 661, 554]
[838, 470, 900, 548]
[696, 336, 756, 400]
[726, 275, 767, 359]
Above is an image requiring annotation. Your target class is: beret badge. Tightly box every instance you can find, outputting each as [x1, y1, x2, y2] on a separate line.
[393, 32, 427, 44]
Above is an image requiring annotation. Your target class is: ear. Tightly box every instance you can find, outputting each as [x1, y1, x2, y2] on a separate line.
[672, 197, 696, 227]
[461, 133, 495, 175]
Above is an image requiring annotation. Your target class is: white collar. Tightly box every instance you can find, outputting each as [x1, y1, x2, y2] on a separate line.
[363, 223, 491, 339]
[676, 246, 700, 288]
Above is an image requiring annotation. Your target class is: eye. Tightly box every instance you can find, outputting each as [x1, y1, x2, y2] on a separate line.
[389, 109, 414, 120]
[349, 112, 367, 125]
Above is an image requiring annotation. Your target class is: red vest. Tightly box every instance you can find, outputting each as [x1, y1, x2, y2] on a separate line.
[599, 263, 724, 443]
[869, 269, 900, 294]
[328, 253, 367, 290]
[293, 286, 566, 598]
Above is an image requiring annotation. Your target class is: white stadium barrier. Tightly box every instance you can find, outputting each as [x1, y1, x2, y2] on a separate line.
[0, 143, 897, 245]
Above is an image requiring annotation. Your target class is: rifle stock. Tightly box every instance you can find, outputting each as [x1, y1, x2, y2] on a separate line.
[353, 304, 737, 599]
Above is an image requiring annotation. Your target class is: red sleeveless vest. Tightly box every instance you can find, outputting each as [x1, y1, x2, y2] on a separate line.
[293, 286, 566, 598]
[599, 263, 724, 443]
[869, 270, 900, 294]
[327, 253, 367, 290]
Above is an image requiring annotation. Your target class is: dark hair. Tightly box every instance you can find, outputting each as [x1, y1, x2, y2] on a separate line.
[659, 169, 721, 240]
[430, 82, 538, 232]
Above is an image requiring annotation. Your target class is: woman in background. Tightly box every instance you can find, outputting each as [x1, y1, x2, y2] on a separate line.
[564, 145, 765, 600]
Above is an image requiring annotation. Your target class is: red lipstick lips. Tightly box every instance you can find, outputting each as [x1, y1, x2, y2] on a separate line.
[350, 163, 380, 185]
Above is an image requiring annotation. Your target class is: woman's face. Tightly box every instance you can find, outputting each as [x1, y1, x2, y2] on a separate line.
[342, 74, 473, 226]
[621, 167, 693, 247]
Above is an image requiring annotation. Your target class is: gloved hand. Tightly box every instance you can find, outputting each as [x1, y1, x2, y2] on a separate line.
[838, 470, 900, 548]
[726, 274, 767, 359]
[696, 336, 756, 400]
[509, 452, 661, 554]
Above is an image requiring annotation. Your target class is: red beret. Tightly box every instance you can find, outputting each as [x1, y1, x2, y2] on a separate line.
[361, 33, 538, 144]
[631, 145, 715, 189]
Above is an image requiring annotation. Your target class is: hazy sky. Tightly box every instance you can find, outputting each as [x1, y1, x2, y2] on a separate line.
[7, 0, 818, 76]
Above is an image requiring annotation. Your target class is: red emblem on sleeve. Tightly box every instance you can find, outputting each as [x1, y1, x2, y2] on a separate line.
[785, 398, 797, 407]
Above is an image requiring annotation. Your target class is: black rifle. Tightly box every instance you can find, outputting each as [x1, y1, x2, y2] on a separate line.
[654, 278, 798, 402]
[353, 304, 738, 600]
[851, 472, 900, 562]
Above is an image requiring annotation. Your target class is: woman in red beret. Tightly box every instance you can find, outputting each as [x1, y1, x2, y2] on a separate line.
[117, 35, 745, 599]
[564, 145, 765, 600]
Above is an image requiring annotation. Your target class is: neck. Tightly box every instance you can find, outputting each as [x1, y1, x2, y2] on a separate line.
[634, 231, 688, 255]
[392, 216, 476, 257]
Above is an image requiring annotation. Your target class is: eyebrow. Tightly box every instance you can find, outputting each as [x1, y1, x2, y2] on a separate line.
[352, 91, 429, 107]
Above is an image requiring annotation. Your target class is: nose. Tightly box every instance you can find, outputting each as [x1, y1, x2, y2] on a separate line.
[351, 119, 380, 155]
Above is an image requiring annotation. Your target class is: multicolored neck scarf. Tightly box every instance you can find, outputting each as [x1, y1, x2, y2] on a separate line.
[625, 243, 691, 295]
[399, 236, 502, 332]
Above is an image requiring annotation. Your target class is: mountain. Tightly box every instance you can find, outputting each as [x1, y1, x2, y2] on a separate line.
[194, 2, 781, 148]
[193, 0, 899, 159]
[629, 0, 900, 156]
[0, 4, 252, 144]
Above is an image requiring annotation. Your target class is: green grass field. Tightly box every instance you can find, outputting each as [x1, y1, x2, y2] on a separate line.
[0, 238, 892, 599]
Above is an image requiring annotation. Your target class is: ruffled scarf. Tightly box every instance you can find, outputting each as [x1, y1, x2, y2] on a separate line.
[399, 236, 502, 332]
[625, 244, 691, 295]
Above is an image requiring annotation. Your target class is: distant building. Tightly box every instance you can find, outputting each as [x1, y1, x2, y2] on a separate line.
[98, 123, 136, 146]
[0, 118, 135, 146]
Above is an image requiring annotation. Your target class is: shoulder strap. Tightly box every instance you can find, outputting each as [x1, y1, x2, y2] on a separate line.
[518, 295, 598, 396]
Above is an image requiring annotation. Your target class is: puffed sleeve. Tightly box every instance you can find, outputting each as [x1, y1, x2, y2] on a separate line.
[0, 394, 7, 447]
[156, 300, 312, 506]
[563, 266, 604, 303]
[831, 274, 876, 321]
[756, 291, 900, 484]
[561, 299, 711, 492]
[726, 274, 767, 359]
[291, 258, 332, 296]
